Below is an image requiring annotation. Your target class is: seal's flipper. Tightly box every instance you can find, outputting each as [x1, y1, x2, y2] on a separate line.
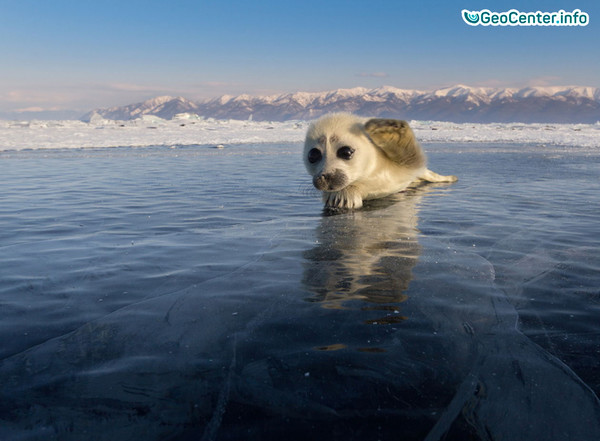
[419, 168, 458, 183]
[364, 118, 426, 168]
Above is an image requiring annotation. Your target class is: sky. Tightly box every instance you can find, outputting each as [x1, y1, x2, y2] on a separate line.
[0, 0, 598, 117]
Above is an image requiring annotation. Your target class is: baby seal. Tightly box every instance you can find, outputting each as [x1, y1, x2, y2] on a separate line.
[303, 113, 457, 209]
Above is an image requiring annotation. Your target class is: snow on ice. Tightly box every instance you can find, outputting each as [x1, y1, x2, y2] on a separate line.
[0, 114, 599, 151]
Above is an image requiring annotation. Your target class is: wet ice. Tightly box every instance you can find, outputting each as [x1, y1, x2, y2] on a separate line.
[0, 142, 599, 440]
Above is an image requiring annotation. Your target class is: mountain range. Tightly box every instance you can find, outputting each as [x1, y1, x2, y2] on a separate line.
[82, 85, 600, 124]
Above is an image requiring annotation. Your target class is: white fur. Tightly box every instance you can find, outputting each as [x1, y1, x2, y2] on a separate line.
[304, 113, 457, 210]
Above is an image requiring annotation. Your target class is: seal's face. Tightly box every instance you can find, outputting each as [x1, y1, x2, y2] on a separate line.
[303, 114, 376, 192]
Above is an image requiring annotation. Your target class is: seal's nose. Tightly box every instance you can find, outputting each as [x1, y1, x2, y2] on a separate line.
[313, 173, 330, 191]
[313, 169, 348, 191]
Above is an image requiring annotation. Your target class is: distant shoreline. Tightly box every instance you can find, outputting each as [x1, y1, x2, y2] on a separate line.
[1, 117, 599, 152]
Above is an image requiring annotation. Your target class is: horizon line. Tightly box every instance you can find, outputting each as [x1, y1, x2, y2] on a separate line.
[7, 82, 599, 117]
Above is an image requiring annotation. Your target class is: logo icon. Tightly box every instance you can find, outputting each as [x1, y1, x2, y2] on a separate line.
[462, 10, 480, 25]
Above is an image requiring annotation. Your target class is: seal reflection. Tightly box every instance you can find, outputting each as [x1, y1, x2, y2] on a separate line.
[302, 186, 435, 327]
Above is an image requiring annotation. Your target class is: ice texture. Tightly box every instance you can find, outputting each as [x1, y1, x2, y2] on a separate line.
[0, 138, 599, 440]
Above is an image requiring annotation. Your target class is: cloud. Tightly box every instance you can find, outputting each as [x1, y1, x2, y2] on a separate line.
[15, 106, 62, 112]
[192, 81, 240, 88]
[0, 83, 182, 112]
[356, 72, 389, 78]
[456, 77, 568, 89]
[470, 79, 513, 88]
[102, 83, 164, 92]
[94, 81, 247, 100]
[2, 89, 71, 105]
[525, 76, 563, 87]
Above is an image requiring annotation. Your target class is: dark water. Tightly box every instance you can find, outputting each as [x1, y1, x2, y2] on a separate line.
[0, 143, 599, 440]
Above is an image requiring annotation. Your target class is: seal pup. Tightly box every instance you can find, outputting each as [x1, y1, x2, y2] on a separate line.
[303, 113, 457, 210]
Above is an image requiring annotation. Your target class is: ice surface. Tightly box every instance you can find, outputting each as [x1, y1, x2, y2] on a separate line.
[0, 116, 599, 151]
[0, 139, 599, 440]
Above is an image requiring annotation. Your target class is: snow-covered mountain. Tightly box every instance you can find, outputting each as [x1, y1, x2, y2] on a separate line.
[82, 85, 600, 123]
[82, 96, 200, 122]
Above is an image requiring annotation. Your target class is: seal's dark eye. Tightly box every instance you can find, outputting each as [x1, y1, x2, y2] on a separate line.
[337, 146, 355, 160]
[308, 148, 322, 164]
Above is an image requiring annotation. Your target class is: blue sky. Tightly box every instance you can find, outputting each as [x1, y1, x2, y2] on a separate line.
[0, 0, 598, 114]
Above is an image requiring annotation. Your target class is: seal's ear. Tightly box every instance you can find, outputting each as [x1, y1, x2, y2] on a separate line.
[364, 118, 426, 168]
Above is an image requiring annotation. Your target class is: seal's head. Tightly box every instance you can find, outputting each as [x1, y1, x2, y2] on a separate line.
[303, 113, 377, 193]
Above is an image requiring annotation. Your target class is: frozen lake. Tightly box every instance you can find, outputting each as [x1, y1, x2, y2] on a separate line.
[0, 139, 599, 440]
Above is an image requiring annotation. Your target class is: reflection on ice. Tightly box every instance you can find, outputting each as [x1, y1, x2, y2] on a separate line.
[303, 189, 423, 310]
[0, 147, 599, 440]
[303, 187, 600, 440]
